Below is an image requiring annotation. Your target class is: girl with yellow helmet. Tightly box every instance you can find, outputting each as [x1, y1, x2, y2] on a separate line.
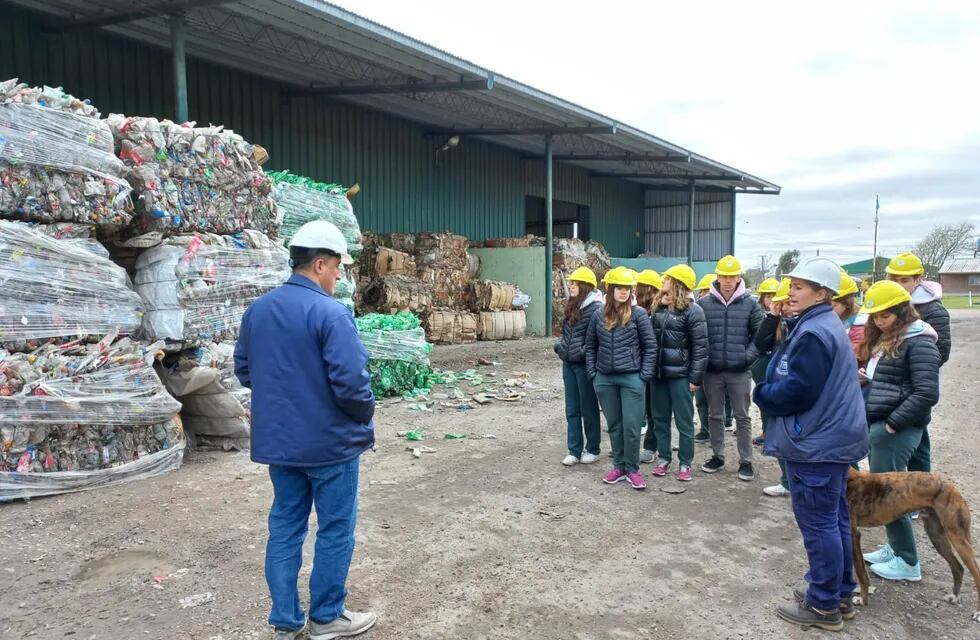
[585, 267, 657, 490]
[635, 269, 663, 460]
[555, 267, 605, 467]
[855, 280, 941, 583]
[831, 269, 866, 355]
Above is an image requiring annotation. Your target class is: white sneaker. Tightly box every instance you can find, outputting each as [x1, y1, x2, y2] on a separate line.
[309, 610, 377, 640]
[724, 425, 736, 433]
[580, 452, 599, 464]
[641, 424, 648, 435]
[763, 484, 789, 497]
[639, 449, 656, 464]
[562, 455, 580, 466]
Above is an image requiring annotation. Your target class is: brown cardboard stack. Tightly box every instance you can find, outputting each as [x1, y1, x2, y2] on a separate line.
[425, 310, 478, 345]
[478, 311, 527, 341]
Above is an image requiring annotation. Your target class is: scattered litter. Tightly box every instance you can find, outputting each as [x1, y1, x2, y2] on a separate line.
[369, 480, 398, 486]
[477, 358, 501, 366]
[407, 403, 433, 412]
[407, 446, 436, 459]
[660, 485, 688, 494]
[491, 390, 526, 402]
[440, 401, 473, 411]
[153, 575, 169, 585]
[443, 433, 467, 440]
[472, 394, 493, 405]
[179, 592, 215, 608]
[475, 434, 497, 439]
[404, 431, 425, 441]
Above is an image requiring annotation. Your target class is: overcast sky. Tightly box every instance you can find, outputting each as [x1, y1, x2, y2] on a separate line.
[348, 0, 980, 267]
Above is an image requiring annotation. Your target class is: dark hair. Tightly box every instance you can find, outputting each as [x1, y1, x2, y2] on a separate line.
[564, 282, 595, 326]
[857, 301, 920, 363]
[833, 293, 860, 320]
[635, 284, 658, 312]
[290, 246, 341, 270]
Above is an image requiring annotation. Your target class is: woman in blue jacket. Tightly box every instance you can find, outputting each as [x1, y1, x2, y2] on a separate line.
[754, 258, 869, 632]
[555, 267, 605, 467]
[585, 267, 657, 490]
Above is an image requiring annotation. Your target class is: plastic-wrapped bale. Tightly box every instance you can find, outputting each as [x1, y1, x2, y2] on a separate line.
[0, 79, 132, 231]
[334, 273, 356, 314]
[267, 171, 362, 254]
[425, 309, 478, 345]
[158, 342, 250, 452]
[0, 220, 143, 353]
[107, 114, 279, 238]
[133, 230, 289, 345]
[472, 280, 517, 312]
[0, 335, 184, 500]
[355, 312, 434, 398]
[360, 275, 432, 315]
[478, 310, 527, 341]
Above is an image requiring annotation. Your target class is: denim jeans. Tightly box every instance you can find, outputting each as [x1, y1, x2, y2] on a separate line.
[562, 362, 602, 458]
[266, 457, 360, 630]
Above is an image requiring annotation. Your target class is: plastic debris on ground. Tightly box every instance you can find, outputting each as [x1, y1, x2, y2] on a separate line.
[0, 79, 132, 230]
[0, 334, 184, 500]
[158, 342, 250, 452]
[133, 230, 289, 345]
[107, 114, 278, 238]
[267, 170, 362, 254]
[0, 220, 143, 352]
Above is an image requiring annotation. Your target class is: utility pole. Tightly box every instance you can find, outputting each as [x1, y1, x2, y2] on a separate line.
[760, 254, 771, 277]
[872, 195, 880, 281]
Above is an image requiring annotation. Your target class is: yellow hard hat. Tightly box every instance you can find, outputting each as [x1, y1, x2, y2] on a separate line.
[636, 269, 663, 289]
[757, 278, 780, 295]
[664, 264, 697, 291]
[861, 280, 912, 314]
[885, 252, 925, 277]
[833, 269, 859, 300]
[604, 266, 637, 288]
[695, 273, 717, 291]
[772, 277, 792, 303]
[568, 266, 597, 288]
[715, 255, 743, 276]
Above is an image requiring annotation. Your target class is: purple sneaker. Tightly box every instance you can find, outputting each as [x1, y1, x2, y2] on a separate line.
[602, 468, 628, 484]
[627, 472, 647, 490]
[677, 465, 693, 482]
[652, 460, 670, 477]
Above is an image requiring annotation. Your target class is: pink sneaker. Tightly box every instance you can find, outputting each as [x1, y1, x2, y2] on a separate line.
[652, 460, 670, 477]
[627, 471, 647, 490]
[677, 465, 693, 482]
[602, 468, 628, 484]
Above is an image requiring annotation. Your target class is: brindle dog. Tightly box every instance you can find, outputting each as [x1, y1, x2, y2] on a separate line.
[847, 467, 980, 621]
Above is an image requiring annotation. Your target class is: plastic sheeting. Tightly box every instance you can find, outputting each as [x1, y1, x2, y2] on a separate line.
[0, 220, 143, 352]
[108, 115, 279, 238]
[0, 79, 132, 230]
[267, 171, 362, 254]
[133, 230, 289, 344]
[356, 313, 434, 398]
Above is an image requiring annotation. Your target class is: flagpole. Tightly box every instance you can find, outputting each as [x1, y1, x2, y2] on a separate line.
[872, 195, 880, 281]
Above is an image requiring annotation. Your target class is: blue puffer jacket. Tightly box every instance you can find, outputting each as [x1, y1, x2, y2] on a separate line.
[234, 274, 376, 467]
[697, 281, 765, 373]
[585, 305, 657, 381]
[756, 304, 869, 464]
[555, 293, 603, 364]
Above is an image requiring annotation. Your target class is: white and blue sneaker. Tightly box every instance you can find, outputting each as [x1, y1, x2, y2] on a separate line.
[870, 556, 922, 582]
[863, 544, 895, 565]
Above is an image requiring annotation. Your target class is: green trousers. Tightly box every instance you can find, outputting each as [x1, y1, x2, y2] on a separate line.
[869, 421, 923, 566]
[751, 353, 772, 434]
[594, 372, 646, 474]
[651, 377, 696, 466]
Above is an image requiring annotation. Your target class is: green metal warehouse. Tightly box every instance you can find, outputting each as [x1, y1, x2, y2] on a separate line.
[2, 0, 780, 328]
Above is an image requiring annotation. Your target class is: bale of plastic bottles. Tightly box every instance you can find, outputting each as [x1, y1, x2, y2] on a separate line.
[355, 312, 434, 398]
[267, 170, 362, 254]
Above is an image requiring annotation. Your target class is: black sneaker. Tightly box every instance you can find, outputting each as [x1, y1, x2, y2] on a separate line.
[794, 586, 856, 620]
[776, 601, 843, 631]
[693, 432, 710, 444]
[738, 462, 755, 481]
[701, 456, 725, 473]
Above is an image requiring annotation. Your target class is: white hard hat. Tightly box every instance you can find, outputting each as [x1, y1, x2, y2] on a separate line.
[788, 257, 842, 293]
[288, 220, 352, 265]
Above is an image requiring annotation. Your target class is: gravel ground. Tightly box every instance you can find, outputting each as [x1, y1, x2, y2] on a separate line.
[1, 309, 979, 640]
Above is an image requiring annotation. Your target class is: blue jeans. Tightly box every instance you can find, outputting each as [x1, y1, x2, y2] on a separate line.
[785, 461, 856, 611]
[563, 362, 601, 457]
[266, 458, 360, 630]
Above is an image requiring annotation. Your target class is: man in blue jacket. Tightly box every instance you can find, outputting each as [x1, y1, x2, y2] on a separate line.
[235, 220, 378, 640]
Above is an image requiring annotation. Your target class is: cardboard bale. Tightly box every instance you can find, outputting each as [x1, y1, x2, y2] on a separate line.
[418, 265, 471, 308]
[425, 309, 478, 345]
[415, 233, 468, 270]
[472, 280, 517, 311]
[478, 310, 527, 341]
[362, 276, 432, 315]
[375, 247, 416, 277]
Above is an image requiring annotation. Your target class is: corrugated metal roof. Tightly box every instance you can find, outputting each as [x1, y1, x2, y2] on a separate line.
[940, 258, 980, 274]
[12, 0, 780, 194]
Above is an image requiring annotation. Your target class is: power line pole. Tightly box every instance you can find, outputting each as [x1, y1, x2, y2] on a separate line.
[872, 195, 880, 281]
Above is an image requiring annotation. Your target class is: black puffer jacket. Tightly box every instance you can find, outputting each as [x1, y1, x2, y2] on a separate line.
[697, 285, 765, 373]
[554, 300, 603, 363]
[651, 304, 709, 384]
[865, 335, 941, 430]
[915, 300, 951, 365]
[585, 306, 657, 381]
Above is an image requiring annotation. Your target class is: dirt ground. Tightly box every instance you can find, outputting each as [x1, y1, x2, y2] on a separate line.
[1, 310, 979, 640]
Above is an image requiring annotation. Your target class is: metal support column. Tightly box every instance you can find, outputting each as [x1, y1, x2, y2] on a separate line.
[170, 14, 188, 123]
[730, 189, 737, 255]
[686, 181, 696, 266]
[545, 135, 554, 336]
